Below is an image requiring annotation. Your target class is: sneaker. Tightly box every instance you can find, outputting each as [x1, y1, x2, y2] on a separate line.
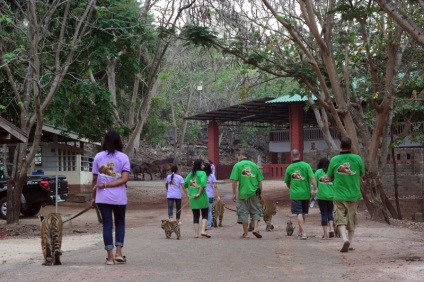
[178, 221, 182, 225]
[297, 234, 307, 240]
[329, 231, 335, 238]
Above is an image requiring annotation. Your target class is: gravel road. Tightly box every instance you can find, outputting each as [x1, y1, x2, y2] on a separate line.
[0, 180, 423, 282]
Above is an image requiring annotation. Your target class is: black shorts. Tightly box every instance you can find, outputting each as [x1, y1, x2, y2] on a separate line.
[291, 200, 309, 215]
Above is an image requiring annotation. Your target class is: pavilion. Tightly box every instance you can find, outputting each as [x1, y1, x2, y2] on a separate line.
[185, 95, 335, 179]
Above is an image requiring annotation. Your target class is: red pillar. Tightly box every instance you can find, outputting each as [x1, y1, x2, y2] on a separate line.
[208, 121, 220, 166]
[289, 102, 304, 161]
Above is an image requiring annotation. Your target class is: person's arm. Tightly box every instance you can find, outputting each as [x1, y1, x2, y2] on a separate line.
[194, 186, 205, 198]
[214, 183, 220, 201]
[257, 181, 263, 200]
[92, 171, 130, 190]
[232, 180, 238, 202]
[180, 184, 189, 197]
[91, 175, 98, 207]
[310, 177, 317, 197]
[165, 182, 168, 191]
[284, 170, 290, 189]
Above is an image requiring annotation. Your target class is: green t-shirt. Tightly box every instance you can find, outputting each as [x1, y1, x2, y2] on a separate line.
[315, 168, 334, 201]
[284, 161, 314, 200]
[230, 159, 264, 200]
[327, 152, 365, 201]
[184, 170, 209, 209]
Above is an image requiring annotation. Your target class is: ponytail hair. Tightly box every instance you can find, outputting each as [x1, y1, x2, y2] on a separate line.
[317, 157, 330, 173]
[170, 165, 178, 182]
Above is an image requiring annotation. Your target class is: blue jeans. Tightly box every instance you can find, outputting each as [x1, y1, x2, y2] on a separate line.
[97, 203, 126, 251]
[167, 198, 182, 219]
[207, 198, 214, 227]
[317, 200, 334, 226]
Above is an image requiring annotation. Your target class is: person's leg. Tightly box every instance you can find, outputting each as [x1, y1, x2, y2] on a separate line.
[291, 200, 305, 237]
[242, 223, 249, 237]
[334, 200, 350, 252]
[167, 198, 174, 219]
[327, 200, 335, 237]
[297, 213, 305, 235]
[348, 229, 355, 245]
[300, 200, 309, 237]
[175, 199, 182, 221]
[207, 198, 213, 229]
[192, 209, 200, 237]
[97, 203, 114, 263]
[318, 200, 329, 238]
[113, 204, 126, 259]
[200, 208, 210, 237]
[346, 201, 359, 249]
[249, 195, 262, 237]
[237, 199, 249, 238]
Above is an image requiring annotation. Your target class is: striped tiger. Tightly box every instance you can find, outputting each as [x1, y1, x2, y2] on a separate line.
[212, 200, 224, 227]
[249, 199, 279, 232]
[161, 219, 181, 240]
[40, 213, 63, 266]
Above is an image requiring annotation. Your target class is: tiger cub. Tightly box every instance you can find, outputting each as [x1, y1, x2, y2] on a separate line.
[212, 200, 224, 227]
[161, 219, 181, 240]
[40, 213, 63, 266]
[249, 199, 279, 232]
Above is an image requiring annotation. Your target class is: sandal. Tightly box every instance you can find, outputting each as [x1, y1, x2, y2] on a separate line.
[252, 231, 262, 239]
[201, 233, 211, 238]
[240, 234, 249, 240]
[114, 256, 127, 263]
[340, 241, 350, 253]
[105, 258, 115, 265]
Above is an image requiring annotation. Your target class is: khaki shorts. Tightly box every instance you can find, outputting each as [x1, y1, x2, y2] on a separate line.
[334, 200, 358, 230]
[236, 195, 262, 224]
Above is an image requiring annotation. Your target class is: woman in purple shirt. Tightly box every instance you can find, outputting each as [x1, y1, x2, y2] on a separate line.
[91, 130, 130, 265]
[165, 165, 188, 223]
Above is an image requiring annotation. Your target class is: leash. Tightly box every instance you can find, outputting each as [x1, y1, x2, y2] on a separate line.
[224, 206, 237, 212]
[62, 206, 93, 223]
[175, 201, 189, 216]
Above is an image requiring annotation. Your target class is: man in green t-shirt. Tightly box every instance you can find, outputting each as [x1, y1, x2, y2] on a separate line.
[230, 148, 264, 240]
[327, 136, 365, 253]
[284, 149, 317, 240]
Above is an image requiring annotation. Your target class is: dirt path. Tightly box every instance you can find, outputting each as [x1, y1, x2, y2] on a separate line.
[0, 180, 423, 281]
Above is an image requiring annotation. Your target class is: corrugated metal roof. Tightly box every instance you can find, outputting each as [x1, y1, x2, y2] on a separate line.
[266, 94, 316, 103]
[185, 97, 318, 127]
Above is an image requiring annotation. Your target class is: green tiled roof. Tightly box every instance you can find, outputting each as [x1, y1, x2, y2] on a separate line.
[266, 94, 316, 103]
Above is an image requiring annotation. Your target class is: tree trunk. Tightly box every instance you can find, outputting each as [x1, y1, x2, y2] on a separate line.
[361, 172, 398, 224]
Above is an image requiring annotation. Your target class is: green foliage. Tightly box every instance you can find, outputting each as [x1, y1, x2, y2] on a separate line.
[181, 25, 217, 48]
[141, 97, 172, 145]
[332, 1, 379, 21]
[45, 80, 114, 142]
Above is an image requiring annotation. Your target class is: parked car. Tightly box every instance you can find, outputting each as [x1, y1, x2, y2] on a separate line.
[0, 175, 68, 220]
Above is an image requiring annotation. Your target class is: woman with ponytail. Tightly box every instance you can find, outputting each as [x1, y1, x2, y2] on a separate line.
[165, 165, 187, 224]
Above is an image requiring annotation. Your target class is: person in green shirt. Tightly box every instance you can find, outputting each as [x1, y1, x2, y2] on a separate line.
[327, 136, 365, 253]
[230, 148, 264, 240]
[184, 159, 211, 238]
[284, 149, 317, 240]
[315, 157, 335, 239]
